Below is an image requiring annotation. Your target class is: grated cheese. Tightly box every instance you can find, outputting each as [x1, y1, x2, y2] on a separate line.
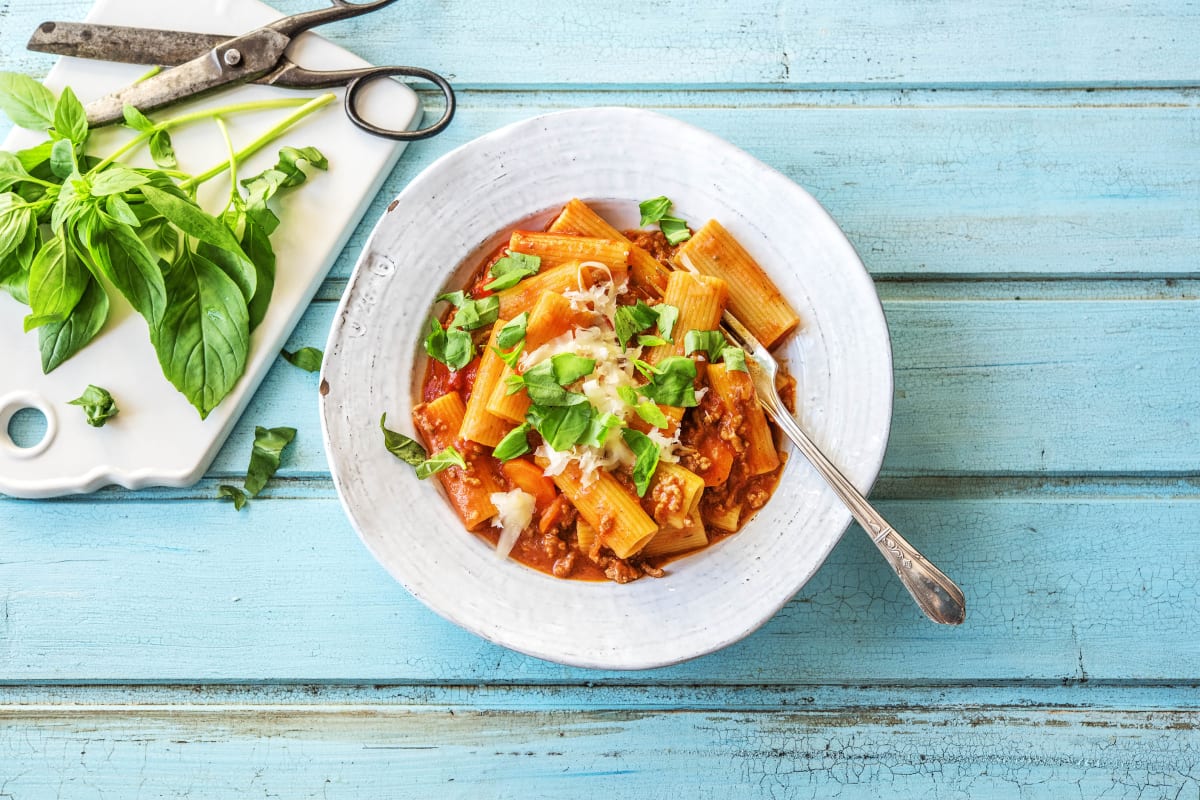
[490, 488, 536, 559]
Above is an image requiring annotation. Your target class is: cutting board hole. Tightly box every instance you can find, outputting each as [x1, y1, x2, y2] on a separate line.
[8, 408, 47, 449]
[0, 394, 57, 459]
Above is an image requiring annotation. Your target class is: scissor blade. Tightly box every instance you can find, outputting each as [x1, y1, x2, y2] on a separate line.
[28, 21, 230, 66]
[81, 28, 291, 127]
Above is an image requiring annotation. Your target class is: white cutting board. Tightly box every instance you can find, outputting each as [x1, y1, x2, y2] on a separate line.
[0, 0, 417, 497]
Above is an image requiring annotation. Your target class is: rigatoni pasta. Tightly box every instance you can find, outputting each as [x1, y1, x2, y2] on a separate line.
[399, 197, 793, 583]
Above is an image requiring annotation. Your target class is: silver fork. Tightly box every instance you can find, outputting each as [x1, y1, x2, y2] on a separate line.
[721, 312, 967, 625]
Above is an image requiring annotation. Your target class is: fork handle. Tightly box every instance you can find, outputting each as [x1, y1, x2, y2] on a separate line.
[765, 404, 967, 625]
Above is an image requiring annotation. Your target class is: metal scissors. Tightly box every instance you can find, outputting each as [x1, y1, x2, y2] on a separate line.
[26, 0, 455, 141]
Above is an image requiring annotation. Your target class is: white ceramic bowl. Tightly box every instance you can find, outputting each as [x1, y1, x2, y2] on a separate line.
[320, 107, 893, 669]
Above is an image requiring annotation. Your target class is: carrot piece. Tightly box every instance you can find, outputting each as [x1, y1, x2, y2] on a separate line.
[503, 458, 558, 511]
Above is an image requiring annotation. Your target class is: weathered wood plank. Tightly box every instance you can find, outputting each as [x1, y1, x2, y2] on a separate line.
[320, 102, 1200, 281]
[0, 702, 1196, 799]
[0, 494, 1196, 682]
[2, 0, 1198, 87]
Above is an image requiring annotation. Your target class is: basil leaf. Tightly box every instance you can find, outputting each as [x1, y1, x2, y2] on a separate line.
[549, 353, 595, 385]
[483, 250, 540, 291]
[217, 484, 247, 511]
[281, 347, 323, 373]
[492, 422, 532, 461]
[517, 358, 592, 406]
[438, 291, 499, 331]
[53, 86, 89, 147]
[0, 220, 36, 304]
[616, 385, 640, 406]
[103, 194, 141, 227]
[38, 277, 109, 373]
[496, 312, 528, 349]
[0, 152, 31, 193]
[240, 146, 326, 233]
[138, 218, 179, 262]
[621, 428, 660, 497]
[655, 303, 679, 340]
[142, 185, 256, 301]
[244, 425, 297, 497]
[638, 196, 672, 226]
[0, 192, 32, 260]
[638, 334, 669, 348]
[684, 329, 728, 360]
[634, 401, 669, 429]
[638, 356, 698, 408]
[492, 342, 523, 369]
[68, 384, 119, 427]
[659, 216, 691, 245]
[380, 413, 426, 466]
[416, 445, 467, 480]
[614, 300, 659, 348]
[239, 214, 274, 331]
[527, 402, 594, 451]
[722, 346, 749, 373]
[83, 217, 167, 327]
[49, 139, 76, 179]
[424, 318, 474, 370]
[0, 72, 56, 130]
[580, 412, 622, 448]
[149, 130, 177, 169]
[90, 167, 149, 197]
[122, 105, 154, 132]
[150, 247, 250, 419]
[25, 234, 86, 330]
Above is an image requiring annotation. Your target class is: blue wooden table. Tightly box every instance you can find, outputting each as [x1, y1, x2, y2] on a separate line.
[3, 2, 1199, 796]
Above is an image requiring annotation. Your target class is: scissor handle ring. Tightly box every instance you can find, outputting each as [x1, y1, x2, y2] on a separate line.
[344, 66, 456, 141]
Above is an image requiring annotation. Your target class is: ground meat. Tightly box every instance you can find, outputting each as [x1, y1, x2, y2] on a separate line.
[551, 550, 576, 578]
[624, 229, 675, 264]
[683, 451, 712, 473]
[745, 487, 769, 510]
[648, 474, 685, 525]
[604, 558, 643, 584]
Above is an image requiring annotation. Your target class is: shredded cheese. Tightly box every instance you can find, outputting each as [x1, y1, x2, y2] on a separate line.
[490, 489, 536, 559]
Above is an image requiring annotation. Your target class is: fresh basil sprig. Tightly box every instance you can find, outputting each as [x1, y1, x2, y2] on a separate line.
[634, 356, 699, 408]
[416, 446, 467, 480]
[614, 300, 680, 349]
[0, 74, 334, 418]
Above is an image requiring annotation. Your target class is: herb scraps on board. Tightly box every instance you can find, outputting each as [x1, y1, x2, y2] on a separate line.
[67, 384, 118, 427]
[0, 72, 335, 418]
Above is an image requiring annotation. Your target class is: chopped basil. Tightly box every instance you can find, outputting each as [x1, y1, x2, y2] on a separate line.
[244, 426, 296, 497]
[722, 346, 749, 373]
[483, 250, 540, 291]
[280, 346, 322, 372]
[67, 384, 118, 427]
[492, 341, 523, 369]
[438, 291, 499, 331]
[496, 312, 528, 349]
[621, 428, 660, 497]
[416, 445, 467, 480]
[637, 195, 691, 244]
[638, 334, 669, 348]
[527, 402, 594, 451]
[380, 412, 426, 466]
[492, 422, 532, 461]
[638, 196, 672, 227]
[684, 329, 728, 360]
[655, 303, 680, 340]
[617, 385, 640, 406]
[581, 412, 622, 448]
[614, 301, 660, 348]
[510, 354, 595, 406]
[217, 484, 247, 511]
[425, 317, 474, 371]
[636, 356, 698, 408]
[659, 216, 691, 245]
[634, 401, 669, 429]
